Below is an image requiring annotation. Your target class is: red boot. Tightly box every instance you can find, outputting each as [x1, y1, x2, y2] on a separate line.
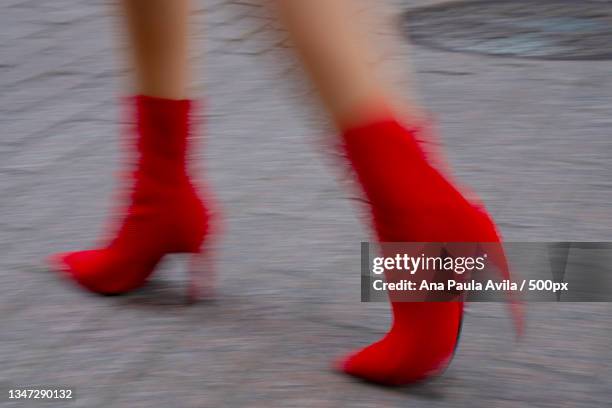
[50, 96, 216, 300]
[338, 118, 513, 385]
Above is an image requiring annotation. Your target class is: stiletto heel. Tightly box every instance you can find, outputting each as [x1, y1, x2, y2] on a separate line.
[480, 240, 525, 338]
[187, 243, 217, 303]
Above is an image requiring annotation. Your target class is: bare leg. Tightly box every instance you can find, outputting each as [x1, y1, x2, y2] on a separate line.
[122, 0, 191, 99]
[273, 0, 423, 130]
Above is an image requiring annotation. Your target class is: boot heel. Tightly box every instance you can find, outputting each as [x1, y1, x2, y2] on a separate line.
[187, 243, 217, 303]
[481, 241, 525, 338]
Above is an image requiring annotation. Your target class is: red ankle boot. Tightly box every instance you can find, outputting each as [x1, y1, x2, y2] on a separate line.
[50, 95, 216, 300]
[338, 118, 515, 385]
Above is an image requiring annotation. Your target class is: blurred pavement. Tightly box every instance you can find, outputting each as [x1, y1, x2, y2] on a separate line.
[1, 0, 611, 407]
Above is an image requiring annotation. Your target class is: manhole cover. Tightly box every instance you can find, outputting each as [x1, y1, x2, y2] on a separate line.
[403, 0, 612, 60]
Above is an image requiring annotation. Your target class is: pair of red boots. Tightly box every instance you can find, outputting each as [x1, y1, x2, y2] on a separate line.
[51, 95, 509, 385]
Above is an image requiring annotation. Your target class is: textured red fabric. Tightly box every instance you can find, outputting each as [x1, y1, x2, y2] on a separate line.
[339, 119, 507, 385]
[51, 96, 210, 294]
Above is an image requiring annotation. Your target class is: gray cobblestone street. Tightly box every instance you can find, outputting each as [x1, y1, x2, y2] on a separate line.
[1, 0, 611, 407]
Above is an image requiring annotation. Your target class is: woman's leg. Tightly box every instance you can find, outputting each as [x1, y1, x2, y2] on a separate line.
[51, 0, 212, 298]
[273, 0, 423, 130]
[122, 0, 191, 99]
[273, 0, 510, 385]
